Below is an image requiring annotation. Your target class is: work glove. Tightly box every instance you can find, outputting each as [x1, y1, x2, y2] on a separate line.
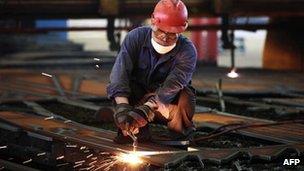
[113, 103, 147, 136]
[113, 103, 134, 133]
[116, 104, 153, 135]
[125, 97, 158, 133]
[129, 105, 155, 124]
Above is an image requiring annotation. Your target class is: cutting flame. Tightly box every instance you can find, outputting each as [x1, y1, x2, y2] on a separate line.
[227, 68, 239, 78]
[116, 150, 182, 165]
[117, 152, 143, 165]
[95, 150, 182, 170]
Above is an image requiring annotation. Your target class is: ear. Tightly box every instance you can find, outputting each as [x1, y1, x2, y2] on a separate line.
[150, 15, 158, 31]
[184, 21, 189, 30]
[151, 14, 156, 25]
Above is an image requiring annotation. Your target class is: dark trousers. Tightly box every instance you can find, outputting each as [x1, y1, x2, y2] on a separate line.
[129, 84, 196, 135]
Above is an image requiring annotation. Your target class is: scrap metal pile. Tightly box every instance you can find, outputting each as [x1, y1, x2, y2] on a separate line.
[0, 94, 303, 170]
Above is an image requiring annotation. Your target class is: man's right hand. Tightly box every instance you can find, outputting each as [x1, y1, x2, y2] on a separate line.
[113, 103, 133, 134]
[114, 103, 151, 136]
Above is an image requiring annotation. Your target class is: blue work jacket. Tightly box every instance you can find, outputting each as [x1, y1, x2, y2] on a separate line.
[107, 26, 197, 104]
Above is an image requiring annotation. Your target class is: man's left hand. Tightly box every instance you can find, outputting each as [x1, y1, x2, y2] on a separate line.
[125, 105, 155, 133]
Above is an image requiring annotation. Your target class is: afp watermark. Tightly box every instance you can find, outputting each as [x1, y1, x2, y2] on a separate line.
[283, 159, 301, 166]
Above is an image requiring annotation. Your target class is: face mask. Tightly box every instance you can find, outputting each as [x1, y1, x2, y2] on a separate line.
[151, 38, 176, 54]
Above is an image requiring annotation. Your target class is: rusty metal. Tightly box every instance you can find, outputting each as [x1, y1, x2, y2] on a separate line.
[164, 143, 304, 166]
[196, 96, 303, 118]
[0, 111, 303, 168]
[263, 98, 304, 108]
[193, 112, 304, 144]
[193, 119, 304, 143]
[0, 76, 101, 101]
[0, 111, 178, 167]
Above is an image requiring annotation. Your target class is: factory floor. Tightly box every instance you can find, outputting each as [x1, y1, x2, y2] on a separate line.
[1, 65, 303, 98]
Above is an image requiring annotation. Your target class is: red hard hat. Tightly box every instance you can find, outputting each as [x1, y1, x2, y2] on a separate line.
[151, 0, 188, 33]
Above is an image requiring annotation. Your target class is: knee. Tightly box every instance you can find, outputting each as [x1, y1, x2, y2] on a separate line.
[177, 86, 196, 107]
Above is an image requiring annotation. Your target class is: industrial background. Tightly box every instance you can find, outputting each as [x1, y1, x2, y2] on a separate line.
[0, 0, 304, 170]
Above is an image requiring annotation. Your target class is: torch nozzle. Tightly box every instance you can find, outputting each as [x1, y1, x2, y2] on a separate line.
[127, 131, 138, 151]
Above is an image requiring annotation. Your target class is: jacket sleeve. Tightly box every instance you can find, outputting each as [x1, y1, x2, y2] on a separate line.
[155, 43, 197, 104]
[106, 30, 139, 99]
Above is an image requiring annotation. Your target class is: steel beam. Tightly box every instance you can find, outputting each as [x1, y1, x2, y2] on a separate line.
[1, 0, 304, 19]
[0, 0, 211, 19]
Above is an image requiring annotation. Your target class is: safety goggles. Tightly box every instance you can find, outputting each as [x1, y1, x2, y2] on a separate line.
[153, 28, 179, 42]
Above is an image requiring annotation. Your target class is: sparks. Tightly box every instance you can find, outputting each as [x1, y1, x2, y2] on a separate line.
[91, 157, 98, 160]
[0, 146, 7, 149]
[86, 154, 93, 158]
[117, 152, 143, 165]
[37, 152, 46, 156]
[99, 152, 110, 155]
[73, 163, 83, 168]
[64, 120, 72, 123]
[89, 160, 97, 166]
[44, 116, 54, 120]
[80, 146, 87, 150]
[93, 58, 101, 61]
[41, 72, 53, 78]
[79, 165, 95, 171]
[22, 159, 32, 164]
[56, 155, 64, 160]
[227, 68, 239, 78]
[75, 160, 85, 165]
[66, 144, 77, 148]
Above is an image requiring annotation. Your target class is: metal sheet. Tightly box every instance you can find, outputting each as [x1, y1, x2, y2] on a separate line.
[193, 112, 304, 143]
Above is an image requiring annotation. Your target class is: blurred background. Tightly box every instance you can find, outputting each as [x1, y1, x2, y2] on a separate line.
[0, 0, 303, 101]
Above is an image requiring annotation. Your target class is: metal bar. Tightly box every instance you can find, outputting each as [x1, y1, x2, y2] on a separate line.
[194, 119, 304, 143]
[51, 75, 66, 97]
[196, 96, 303, 116]
[262, 98, 304, 108]
[216, 79, 225, 112]
[20, 101, 119, 137]
[0, 86, 53, 99]
[0, 0, 211, 19]
[193, 112, 304, 144]
[4, 78, 94, 98]
[71, 77, 82, 98]
[24, 101, 56, 117]
[1, 0, 304, 19]
[230, 31, 235, 69]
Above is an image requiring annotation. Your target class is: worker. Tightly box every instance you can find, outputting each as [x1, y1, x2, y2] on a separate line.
[107, 0, 197, 143]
